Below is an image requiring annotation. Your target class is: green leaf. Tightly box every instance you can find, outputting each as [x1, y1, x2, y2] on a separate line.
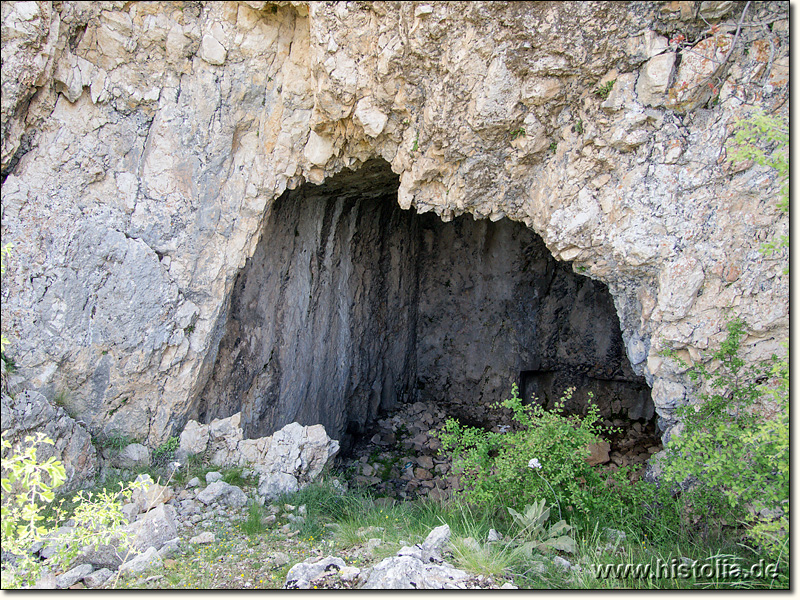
[548, 520, 572, 537]
[542, 535, 577, 554]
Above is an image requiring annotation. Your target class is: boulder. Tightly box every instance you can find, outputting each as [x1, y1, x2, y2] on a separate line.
[119, 546, 162, 575]
[83, 567, 115, 589]
[157, 537, 181, 558]
[73, 540, 127, 570]
[111, 443, 151, 469]
[257, 422, 340, 500]
[179, 420, 209, 456]
[361, 555, 469, 589]
[124, 503, 179, 552]
[55, 563, 94, 589]
[285, 556, 347, 589]
[195, 480, 247, 508]
[363, 524, 468, 589]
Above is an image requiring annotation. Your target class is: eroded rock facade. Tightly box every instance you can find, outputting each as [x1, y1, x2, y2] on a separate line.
[0, 1, 789, 446]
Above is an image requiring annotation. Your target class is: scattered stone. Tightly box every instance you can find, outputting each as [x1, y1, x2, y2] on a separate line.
[187, 477, 201, 488]
[55, 563, 94, 589]
[189, 531, 215, 544]
[272, 552, 290, 566]
[500, 582, 518, 589]
[553, 556, 572, 571]
[196, 481, 247, 508]
[416, 455, 434, 470]
[585, 441, 611, 466]
[205, 471, 223, 483]
[285, 556, 347, 589]
[119, 546, 162, 575]
[414, 467, 432, 480]
[83, 568, 114, 589]
[487, 529, 502, 542]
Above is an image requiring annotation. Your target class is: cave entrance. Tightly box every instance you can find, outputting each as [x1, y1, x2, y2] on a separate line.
[198, 159, 656, 457]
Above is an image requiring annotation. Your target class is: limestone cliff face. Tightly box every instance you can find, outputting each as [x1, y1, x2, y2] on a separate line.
[0, 1, 788, 445]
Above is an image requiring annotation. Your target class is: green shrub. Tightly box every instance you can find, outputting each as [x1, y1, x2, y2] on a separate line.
[151, 436, 179, 469]
[1, 433, 134, 588]
[438, 384, 609, 514]
[661, 320, 788, 560]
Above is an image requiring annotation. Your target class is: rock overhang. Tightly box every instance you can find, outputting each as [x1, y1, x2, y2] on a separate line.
[0, 1, 788, 448]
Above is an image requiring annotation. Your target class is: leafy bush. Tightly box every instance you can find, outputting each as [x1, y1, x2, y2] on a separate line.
[438, 384, 609, 514]
[661, 320, 788, 560]
[151, 436, 179, 470]
[1, 433, 134, 588]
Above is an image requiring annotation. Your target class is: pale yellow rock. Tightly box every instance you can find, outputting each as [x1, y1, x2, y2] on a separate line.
[304, 130, 335, 166]
[636, 52, 676, 107]
[200, 33, 227, 65]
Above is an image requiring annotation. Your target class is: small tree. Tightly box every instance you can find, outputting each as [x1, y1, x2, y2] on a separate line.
[1, 433, 134, 588]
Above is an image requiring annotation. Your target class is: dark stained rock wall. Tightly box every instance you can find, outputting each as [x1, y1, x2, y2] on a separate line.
[199, 161, 652, 442]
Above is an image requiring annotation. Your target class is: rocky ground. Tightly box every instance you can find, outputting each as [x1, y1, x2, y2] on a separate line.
[7, 398, 661, 590]
[17, 469, 519, 590]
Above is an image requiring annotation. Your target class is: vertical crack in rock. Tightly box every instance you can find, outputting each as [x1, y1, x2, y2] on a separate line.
[199, 160, 653, 446]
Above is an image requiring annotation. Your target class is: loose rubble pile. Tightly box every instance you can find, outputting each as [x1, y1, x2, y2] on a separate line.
[339, 399, 662, 498]
[24, 470, 252, 589]
[284, 524, 515, 590]
[178, 414, 340, 500]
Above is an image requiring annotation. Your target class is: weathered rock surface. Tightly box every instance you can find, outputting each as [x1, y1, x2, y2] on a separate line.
[129, 474, 174, 513]
[178, 413, 339, 497]
[195, 480, 247, 508]
[55, 563, 94, 589]
[283, 524, 475, 589]
[118, 546, 162, 575]
[83, 567, 115, 589]
[0, 390, 97, 491]
[362, 524, 471, 589]
[285, 556, 348, 589]
[110, 443, 151, 470]
[362, 555, 470, 590]
[0, 1, 789, 447]
[201, 165, 653, 443]
[257, 422, 340, 499]
[124, 503, 180, 553]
